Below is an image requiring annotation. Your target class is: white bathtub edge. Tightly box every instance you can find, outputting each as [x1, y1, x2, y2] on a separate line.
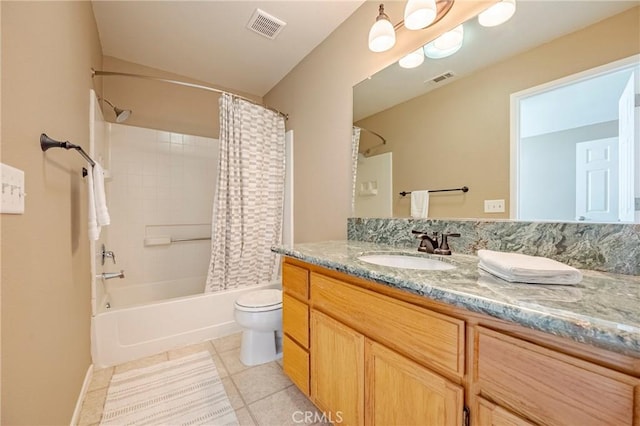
[92, 281, 280, 368]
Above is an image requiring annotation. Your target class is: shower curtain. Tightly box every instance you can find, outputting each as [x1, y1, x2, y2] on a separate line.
[351, 126, 361, 215]
[205, 93, 286, 292]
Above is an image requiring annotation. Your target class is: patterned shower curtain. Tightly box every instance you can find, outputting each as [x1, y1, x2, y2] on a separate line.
[205, 93, 286, 292]
[351, 126, 361, 215]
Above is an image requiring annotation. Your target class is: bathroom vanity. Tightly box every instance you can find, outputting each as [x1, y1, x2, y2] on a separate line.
[274, 240, 640, 426]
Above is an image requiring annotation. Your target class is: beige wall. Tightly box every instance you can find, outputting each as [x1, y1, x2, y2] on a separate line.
[264, 1, 495, 243]
[0, 1, 3, 419]
[357, 6, 640, 219]
[1, 2, 103, 424]
[100, 56, 262, 139]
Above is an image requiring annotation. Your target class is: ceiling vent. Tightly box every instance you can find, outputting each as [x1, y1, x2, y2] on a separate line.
[247, 9, 287, 40]
[425, 71, 456, 85]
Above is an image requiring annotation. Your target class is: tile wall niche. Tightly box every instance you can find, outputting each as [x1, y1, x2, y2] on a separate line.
[347, 218, 640, 275]
[107, 124, 219, 290]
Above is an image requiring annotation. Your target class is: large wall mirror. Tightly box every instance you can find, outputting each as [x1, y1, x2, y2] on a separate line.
[353, 1, 640, 223]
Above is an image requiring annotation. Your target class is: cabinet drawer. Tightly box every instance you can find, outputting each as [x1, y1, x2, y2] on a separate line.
[283, 292, 309, 348]
[283, 262, 309, 300]
[311, 272, 465, 378]
[283, 334, 309, 395]
[477, 397, 534, 426]
[476, 327, 638, 426]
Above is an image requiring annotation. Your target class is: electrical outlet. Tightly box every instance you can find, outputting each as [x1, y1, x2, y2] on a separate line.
[635, 197, 640, 211]
[484, 199, 505, 213]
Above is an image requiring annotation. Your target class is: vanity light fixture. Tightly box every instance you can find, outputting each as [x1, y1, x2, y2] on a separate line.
[478, 0, 516, 27]
[404, 0, 437, 30]
[399, 48, 425, 69]
[368, 4, 396, 53]
[369, 0, 455, 53]
[423, 25, 464, 59]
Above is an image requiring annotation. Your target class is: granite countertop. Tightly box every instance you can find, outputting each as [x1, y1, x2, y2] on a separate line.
[273, 240, 640, 357]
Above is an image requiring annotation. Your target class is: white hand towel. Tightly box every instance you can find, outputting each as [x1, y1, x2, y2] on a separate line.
[410, 190, 429, 218]
[477, 249, 582, 285]
[87, 166, 100, 241]
[93, 163, 110, 227]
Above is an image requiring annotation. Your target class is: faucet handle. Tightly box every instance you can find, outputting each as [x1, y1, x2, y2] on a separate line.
[434, 233, 460, 256]
[412, 230, 438, 239]
[101, 244, 117, 265]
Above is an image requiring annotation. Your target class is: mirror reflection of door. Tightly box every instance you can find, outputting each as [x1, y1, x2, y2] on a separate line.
[575, 138, 618, 222]
[514, 56, 639, 223]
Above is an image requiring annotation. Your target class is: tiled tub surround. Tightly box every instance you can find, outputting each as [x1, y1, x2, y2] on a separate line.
[272, 240, 640, 357]
[347, 218, 640, 275]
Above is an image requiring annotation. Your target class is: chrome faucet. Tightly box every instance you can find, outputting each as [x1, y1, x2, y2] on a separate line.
[412, 230, 460, 255]
[101, 270, 125, 280]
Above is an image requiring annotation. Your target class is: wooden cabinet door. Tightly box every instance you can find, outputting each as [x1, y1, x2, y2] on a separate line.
[365, 340, 464, 426]
[311, 310, 365, 426]
[365, 340, 463, 426]
[476, 398, 534, 426]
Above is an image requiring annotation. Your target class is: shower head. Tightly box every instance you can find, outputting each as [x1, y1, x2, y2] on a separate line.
[99, 97, 132, 123]
[113, 107, 131, 123]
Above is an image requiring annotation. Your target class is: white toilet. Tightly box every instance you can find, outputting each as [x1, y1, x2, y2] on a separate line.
[234, 289, 283, 366]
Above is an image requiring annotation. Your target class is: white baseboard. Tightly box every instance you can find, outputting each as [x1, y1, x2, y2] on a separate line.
[70, 364, 93, 426]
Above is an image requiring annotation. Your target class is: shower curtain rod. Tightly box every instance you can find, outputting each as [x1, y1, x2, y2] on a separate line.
[355, 126, 386, 145]
[355, 126, 386, 156]
[92, 69, 289, 120]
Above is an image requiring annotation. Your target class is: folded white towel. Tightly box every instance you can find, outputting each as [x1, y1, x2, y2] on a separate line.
[87, 166, 100, 241]
[410, 190, 429, 218]
[93, 163, 110, 227]
[477, 249, 582, 285]
[87, 162, 110, 241]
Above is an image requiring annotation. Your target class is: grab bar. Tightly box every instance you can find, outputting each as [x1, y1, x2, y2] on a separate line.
[171, 237, 211, 242]
[144, 236, 211, 246]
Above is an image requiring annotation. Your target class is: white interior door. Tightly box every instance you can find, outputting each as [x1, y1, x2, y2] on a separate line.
[575, 138, 618, 221]
[617, 73, 635, 222]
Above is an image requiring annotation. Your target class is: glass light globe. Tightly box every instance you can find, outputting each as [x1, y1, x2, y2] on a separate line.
[404, 0, 437, 30]
[368, 18, 396, 52]
[423, 39, 463, 59]
[399, 48, 425, 69]
[478, 0, 516, 27]
[433, 25, 464, 51]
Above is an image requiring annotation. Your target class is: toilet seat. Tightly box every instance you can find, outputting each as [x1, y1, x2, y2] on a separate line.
[235, 289, 282, 312]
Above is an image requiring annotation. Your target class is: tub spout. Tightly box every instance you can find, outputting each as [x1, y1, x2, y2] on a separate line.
[101, 270, 125, 280]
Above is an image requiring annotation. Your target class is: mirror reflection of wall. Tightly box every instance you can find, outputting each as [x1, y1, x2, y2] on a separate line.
[514, 58, 640, 223]
[353, 1, 640, 223]
[354, 152, 393, 217]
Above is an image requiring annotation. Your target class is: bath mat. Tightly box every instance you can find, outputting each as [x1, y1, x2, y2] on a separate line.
[100, 351, 238, 425]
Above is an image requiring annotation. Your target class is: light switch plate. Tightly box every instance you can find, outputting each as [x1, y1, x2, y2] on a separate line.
[1, 163, 26, 214]
[484, 199, 505, 213]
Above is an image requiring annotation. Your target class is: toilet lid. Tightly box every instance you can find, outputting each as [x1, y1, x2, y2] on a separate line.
[235, 289, 282, 311]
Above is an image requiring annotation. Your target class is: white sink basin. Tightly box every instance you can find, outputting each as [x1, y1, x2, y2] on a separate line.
[357, 254, 456, 271]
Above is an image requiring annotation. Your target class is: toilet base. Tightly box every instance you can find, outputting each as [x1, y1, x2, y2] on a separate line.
[239, 329, 283, 366]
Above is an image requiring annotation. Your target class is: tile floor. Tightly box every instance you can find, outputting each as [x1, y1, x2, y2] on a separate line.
[78, 333, 327, 426]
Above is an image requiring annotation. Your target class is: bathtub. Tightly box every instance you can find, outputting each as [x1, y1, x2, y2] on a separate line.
[91, 278, 281, 368]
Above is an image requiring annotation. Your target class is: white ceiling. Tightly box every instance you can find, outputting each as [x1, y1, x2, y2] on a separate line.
[91, 1, 365, 97]
[354, 1, 640, 121]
